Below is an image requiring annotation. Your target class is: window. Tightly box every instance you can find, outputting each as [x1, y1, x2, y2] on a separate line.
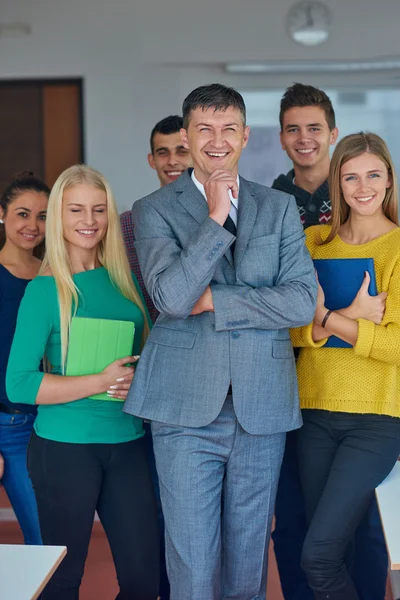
[239, 88, 400, 187]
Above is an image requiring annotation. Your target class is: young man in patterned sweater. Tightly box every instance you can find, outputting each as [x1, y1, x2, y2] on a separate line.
[271, 83, 388, 600]
[272, 83, 335, 228]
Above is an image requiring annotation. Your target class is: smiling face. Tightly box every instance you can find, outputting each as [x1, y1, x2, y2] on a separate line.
[280, 106, 338, 171]
[340, 152, 392, 218]
[180, 106, 250, 183]
[0, 191, 47, 251]
[62, 184, 108, 254]
[148, 132, 192, 187]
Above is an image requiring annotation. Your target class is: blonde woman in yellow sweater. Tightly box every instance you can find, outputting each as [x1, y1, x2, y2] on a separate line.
[291, 132, 400, 600]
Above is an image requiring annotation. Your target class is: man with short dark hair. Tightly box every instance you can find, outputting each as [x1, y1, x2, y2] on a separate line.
[120, 115, 192, 323]
[273, 82, 338, 227]
[272, 82, 388, 600]
[148, 115, 192, 187]
[124, 83, 317, 600]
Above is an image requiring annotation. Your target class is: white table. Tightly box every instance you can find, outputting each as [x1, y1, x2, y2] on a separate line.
[376, 460, 400, 571]
[0, 544, 66, 600]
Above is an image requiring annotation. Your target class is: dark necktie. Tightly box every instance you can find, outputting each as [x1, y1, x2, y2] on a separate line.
[223, 213, 237, 255]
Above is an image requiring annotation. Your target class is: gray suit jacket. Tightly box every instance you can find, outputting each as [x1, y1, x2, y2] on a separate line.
[124, 170, 317, 434]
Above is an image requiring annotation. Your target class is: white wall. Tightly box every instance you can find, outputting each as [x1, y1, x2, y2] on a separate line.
[137, 0, 400, 63]
[1, 0, 400, 209]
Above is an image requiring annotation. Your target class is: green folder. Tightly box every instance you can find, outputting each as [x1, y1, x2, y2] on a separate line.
[66, 317, 135, 401]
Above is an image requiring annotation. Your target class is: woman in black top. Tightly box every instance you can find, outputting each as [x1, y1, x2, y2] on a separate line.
[0, 172, 49, 543]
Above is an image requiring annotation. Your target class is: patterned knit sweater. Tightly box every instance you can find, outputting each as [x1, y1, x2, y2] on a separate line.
[291, 224, 400, 418]
[272, 169, 331, 228]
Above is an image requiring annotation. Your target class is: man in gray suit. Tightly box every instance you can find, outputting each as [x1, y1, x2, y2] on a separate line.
[124, 83, 317, 600]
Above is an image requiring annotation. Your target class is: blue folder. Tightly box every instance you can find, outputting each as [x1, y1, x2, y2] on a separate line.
[313, 258, 377, 348]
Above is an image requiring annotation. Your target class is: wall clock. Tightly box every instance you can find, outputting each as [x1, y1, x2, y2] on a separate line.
[287, 1, 332, 46]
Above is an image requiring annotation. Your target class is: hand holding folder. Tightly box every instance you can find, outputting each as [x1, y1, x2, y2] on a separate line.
[66, 317, 135, 400]
[313, 258, 377, 348]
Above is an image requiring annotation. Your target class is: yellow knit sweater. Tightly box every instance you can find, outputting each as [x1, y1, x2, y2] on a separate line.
[291, 224, 400, 418]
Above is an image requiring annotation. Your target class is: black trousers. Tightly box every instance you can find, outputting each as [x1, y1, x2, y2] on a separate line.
[28, 432, 159, 600]
[298, 410, 400, 600]
[143, 422, 170, 599]
[273, 430, 388, 600]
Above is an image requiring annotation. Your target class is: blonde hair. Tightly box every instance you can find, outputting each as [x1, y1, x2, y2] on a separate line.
[40, 164, 150, 371]
[321, 132, 399, 245]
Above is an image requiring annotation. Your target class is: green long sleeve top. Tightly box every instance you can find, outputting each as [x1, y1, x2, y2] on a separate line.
[6, 267, 146, 444]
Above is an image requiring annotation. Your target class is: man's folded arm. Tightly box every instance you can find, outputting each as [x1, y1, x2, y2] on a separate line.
[132, 199, 234, 318]
[211, 197, 317, 331]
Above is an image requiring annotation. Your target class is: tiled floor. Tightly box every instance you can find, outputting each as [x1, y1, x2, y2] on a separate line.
[0, 486, 392, 599]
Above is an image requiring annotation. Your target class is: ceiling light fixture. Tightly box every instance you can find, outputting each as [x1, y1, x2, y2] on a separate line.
[225, 58, 400, 74]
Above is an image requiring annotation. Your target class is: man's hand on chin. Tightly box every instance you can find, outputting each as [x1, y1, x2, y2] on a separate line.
[205, 169, 237, 226]
[191, 286, 215, 315]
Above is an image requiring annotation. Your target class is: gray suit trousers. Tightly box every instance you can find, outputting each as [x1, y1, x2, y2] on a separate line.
[151, 396, 286, 600]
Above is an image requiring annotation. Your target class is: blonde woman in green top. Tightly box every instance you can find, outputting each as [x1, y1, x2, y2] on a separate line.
[7, 165, 159, 600]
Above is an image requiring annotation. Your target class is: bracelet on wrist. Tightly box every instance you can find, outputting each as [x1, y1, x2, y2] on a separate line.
[321, 309, 333, 328]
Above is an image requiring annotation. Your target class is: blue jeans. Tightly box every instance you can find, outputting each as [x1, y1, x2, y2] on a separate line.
[0, 412, 42, 545]
[273, 428, 389, 600]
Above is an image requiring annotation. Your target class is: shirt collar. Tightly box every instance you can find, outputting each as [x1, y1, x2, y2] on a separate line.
[191, 170, 239, 210]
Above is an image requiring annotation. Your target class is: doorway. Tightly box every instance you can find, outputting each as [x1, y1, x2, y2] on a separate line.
[0, 78, 84, 192]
